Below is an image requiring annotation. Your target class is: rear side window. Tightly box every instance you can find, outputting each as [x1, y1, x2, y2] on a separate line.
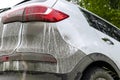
[80, 8, 120, 42]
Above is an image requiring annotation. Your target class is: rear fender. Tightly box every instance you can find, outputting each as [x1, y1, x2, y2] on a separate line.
[66, 53, 120, 80]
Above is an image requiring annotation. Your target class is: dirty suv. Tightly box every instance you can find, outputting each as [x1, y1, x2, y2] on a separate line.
[0, 0, 120, 80]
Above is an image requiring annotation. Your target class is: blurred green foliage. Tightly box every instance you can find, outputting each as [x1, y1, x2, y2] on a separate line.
[79, 0, 120, 28]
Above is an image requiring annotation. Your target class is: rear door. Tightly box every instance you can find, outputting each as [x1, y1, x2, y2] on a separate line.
[80, 8, 120, 69]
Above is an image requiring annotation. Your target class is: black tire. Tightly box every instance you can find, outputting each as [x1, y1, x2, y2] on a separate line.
[81, 67, 114, 80]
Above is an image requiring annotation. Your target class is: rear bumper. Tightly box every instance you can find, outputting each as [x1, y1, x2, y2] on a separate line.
[0, 64, 82, 80]
[0, 53, 67, 80]
[0, 52, 57, 73]
[0, 50, 86, 74]
[0, 51, 86, 80]
[0, 71, 68, 80]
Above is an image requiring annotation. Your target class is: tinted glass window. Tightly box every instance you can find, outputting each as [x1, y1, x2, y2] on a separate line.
[80, 8, 120, 42]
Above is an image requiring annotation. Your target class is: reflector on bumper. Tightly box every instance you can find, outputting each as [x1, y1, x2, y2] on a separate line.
[0, 52, 57, 63]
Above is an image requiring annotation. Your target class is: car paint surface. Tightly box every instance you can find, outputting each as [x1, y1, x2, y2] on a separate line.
[0, 0, 120, 80]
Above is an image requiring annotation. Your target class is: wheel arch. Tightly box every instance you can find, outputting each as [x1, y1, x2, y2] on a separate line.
[88, 53, 120, 78]
[70, 53, 120, 80]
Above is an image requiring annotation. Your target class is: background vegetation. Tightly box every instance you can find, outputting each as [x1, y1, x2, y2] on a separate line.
[79, 0, 120, 28]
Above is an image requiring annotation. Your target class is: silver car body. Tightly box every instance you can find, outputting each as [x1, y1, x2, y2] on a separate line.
[0, 0, 120, 80]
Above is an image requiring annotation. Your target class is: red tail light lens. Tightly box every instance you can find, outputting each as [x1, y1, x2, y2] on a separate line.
[24, 6, 69, 22]
[2, 5, 69, 24]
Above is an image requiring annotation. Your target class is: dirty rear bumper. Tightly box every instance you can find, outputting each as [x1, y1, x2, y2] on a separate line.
[0, 71, 68, 80]
[0, 54, 67, 80]
[0, 51, 84, 80]
[0, 69, 82, 80]
[0, 52, 58, 73]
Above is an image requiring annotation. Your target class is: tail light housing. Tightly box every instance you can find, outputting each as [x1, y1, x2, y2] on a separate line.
[2, 5, 69, 24]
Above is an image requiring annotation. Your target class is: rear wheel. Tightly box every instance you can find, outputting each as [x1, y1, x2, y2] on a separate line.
[81, 67, 114, 80]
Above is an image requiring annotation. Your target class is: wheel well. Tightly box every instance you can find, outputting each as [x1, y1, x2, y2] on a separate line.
[81, 61, 119, 79]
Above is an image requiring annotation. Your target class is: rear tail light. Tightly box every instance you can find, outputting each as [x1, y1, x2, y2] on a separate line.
[2, 8, 24, 24]
[2, 5, 69, 24]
